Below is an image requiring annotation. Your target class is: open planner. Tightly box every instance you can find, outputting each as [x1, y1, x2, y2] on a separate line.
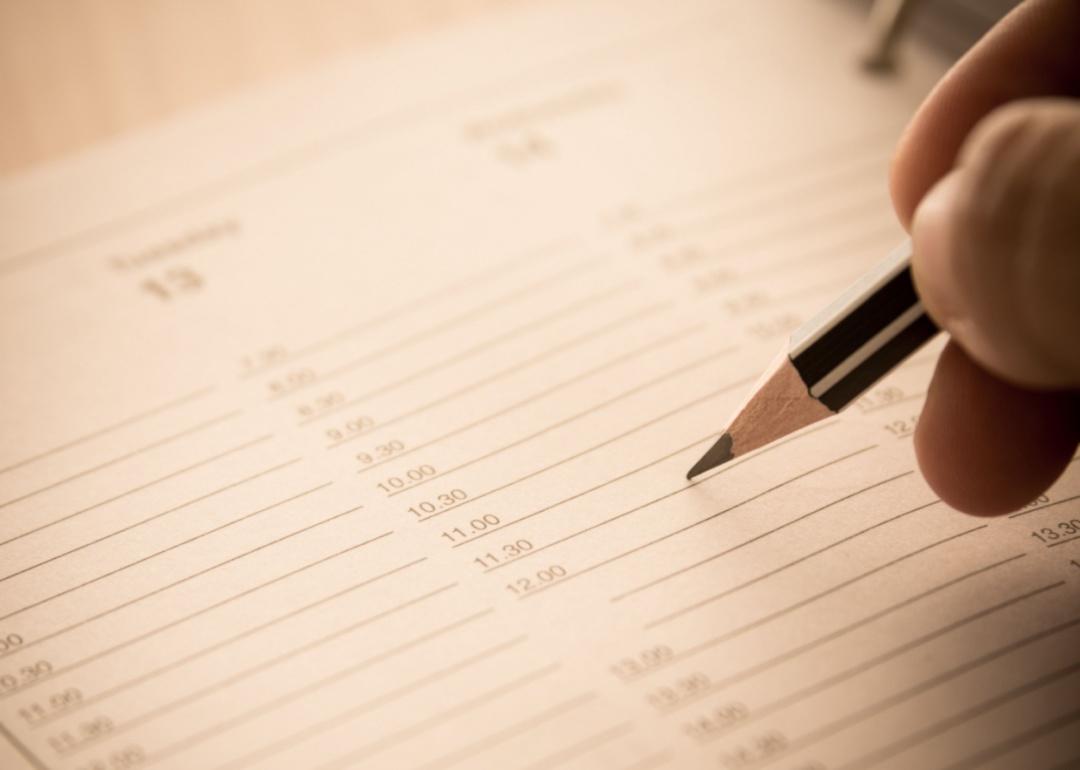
[1, 1, 1078, 768]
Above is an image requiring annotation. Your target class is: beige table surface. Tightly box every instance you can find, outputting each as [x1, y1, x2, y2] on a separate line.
[0, 0, 533, 176]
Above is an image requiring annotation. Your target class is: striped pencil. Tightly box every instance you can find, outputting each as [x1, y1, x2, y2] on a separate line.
[687, 240, 938, 478]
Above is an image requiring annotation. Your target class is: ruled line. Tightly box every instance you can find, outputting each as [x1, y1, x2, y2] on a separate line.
[0, 385, 215, 476]
[442, 429, 714, 530]
[1009, 493, 1080, 519]
[1048, 535, 1080, 549]
[656, 136, 891, 218]
[0, 721, 49, 770]
[699, 599, 1080, 744]
[0, 6, 717, 278]
[0, 434, 277, 549]
[343, 304, 691, 462]
[448, 420, 837, 541]
[676, 155, 886, 238]
[610, 471, 914, 599]
[654, 552, 1021, 711]
[518, 445, 878, 600]
[409, 693, 597, 770]
[347, 320, 707, 460]
[835, 655, 1080, 770]
[78, 586, 473, 755]
[735, 219, 900, 281]
[708, 206, 899, 286]
[312, 293, 666, 429]
[0, 410, 243, 512]
[306, 282, 648, 426]
[242, 239, 569, 378]
[358, 321, 705, 468]
[656, 535, 1002, 673]
[30, 559, 431, 725]
[386, 337, 728, 497]
[491, 464, 902, 578]
[0, 518, 386, 694]
[199, 613, 509, 768]
[765, 272, 865, 308]
[640, 499, 939, 628]
[332, 318, 692, 454]
[445, 374, 756, 532]
[666, 419, 840, 484]
[720, 586, 1073, 766]
[518, 722, 634, 770]
[856, 390, 926, 414]
[266, 663, 561, 770]
[0, 457, 303, 591]
[0, 479, 332, 630]
[685, 182, 886, 260]
[275, 259, 605, 398]
[642, 529, 1003, 683]
[343, 298, 678, 454]
[939, 706, 1080, 770]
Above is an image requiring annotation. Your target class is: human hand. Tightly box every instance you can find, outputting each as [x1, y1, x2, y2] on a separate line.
[890, 0, 1080, 515]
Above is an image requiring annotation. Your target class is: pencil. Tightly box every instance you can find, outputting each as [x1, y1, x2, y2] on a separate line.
[687, 239, 938, 479]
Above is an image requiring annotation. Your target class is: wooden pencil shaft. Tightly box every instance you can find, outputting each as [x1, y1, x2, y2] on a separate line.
[687, 240, 941, 477]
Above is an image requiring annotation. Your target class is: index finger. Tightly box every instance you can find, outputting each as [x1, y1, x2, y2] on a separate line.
[890, 0, 1080, 227]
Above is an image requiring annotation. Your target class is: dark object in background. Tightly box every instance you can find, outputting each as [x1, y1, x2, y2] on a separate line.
[851, 0, 1022, 70]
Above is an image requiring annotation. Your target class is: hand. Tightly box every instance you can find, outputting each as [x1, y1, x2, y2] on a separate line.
[890, 0, 1080, 515]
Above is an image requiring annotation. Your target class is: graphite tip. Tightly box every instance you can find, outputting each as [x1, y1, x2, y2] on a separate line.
[686, 433, 733, 480]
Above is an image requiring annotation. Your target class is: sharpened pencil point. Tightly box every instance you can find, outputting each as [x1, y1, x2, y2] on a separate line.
[687, 433, 733, 480]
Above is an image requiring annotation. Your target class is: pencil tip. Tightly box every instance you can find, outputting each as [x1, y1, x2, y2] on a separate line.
[686, 433, 733, 480]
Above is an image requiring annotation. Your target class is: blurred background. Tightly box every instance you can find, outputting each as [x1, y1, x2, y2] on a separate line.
[1, 0, 1021, 176]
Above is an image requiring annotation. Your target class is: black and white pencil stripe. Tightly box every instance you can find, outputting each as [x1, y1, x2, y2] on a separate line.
[789, 239, 938, 412]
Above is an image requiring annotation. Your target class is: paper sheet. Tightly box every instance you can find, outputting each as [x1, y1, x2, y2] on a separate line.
[1, 1, 1078, 769]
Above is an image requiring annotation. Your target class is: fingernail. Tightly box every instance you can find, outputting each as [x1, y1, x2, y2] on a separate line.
[910, 171, 967, 331]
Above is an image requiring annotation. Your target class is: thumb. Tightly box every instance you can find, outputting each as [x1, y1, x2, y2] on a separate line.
[910, 98, 1080, 391]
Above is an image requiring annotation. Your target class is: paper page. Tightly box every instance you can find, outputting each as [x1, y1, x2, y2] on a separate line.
[1, 2, 1078, 769]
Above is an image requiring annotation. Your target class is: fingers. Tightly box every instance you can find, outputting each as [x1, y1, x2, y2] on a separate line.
[890, 0, 1080, 227]
[910, 101, 1080, 514]
[909, 99, 1080, 390]
[915, 341, 1079, 516]
[889, 2, 1080, 514]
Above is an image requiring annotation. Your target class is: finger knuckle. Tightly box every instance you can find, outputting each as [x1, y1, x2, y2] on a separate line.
[955, 99, 1080, 385]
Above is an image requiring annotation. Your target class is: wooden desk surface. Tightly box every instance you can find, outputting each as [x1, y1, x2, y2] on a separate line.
[0, 0, 533, 176]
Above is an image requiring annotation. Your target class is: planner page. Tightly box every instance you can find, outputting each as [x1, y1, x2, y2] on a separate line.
[1, 1, 1078, 769]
